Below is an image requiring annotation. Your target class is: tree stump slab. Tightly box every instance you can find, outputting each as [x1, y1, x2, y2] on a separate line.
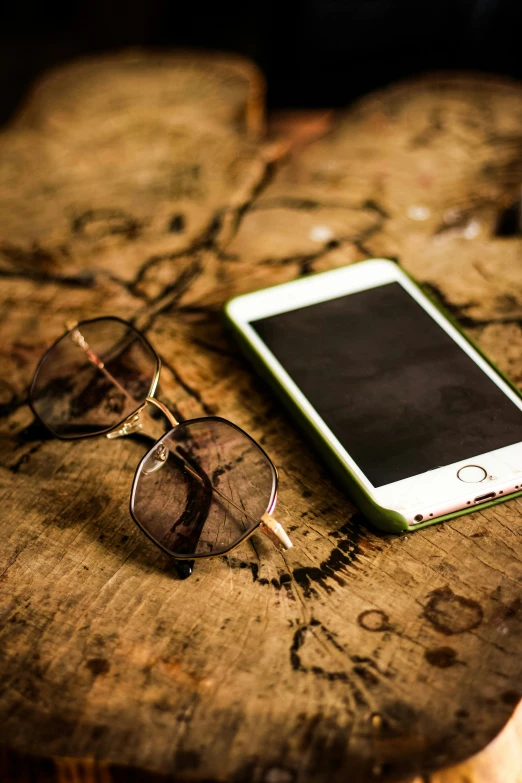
[1, 59, 522, 783]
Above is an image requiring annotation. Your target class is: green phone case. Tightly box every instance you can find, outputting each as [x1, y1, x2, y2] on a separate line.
[223, 261, 522, 534]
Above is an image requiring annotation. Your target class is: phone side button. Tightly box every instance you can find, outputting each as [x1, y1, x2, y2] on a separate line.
[457, 465, 487, 483]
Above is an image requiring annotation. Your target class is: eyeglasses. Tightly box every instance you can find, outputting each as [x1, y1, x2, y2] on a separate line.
[29, 317, 292, 576]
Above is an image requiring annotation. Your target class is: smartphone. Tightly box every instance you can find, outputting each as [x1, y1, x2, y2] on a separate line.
[224, 259, 522, 532]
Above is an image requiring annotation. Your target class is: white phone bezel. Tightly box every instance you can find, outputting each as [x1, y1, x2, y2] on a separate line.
[226, 259, 522, 524]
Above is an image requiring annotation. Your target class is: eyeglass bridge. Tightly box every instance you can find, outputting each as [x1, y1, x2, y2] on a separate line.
[106, 411, 144, 439]
[106, 397, 179, 441]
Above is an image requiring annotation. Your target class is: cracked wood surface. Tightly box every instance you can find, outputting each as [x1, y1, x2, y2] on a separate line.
[1, 57, 522, 783]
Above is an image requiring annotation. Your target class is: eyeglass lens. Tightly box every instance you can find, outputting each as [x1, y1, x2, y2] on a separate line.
[30, 318, 158, 438]
[131, 418, 277, 558]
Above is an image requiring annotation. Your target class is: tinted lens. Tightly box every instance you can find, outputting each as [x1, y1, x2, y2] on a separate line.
[131, 418, 277, 558]
[30, 318, 159, 438]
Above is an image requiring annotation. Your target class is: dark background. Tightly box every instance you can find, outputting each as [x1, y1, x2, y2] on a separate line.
[1, 0, 522, 126]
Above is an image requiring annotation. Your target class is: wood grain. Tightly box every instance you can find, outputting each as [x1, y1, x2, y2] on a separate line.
[1, 58, 522, 782]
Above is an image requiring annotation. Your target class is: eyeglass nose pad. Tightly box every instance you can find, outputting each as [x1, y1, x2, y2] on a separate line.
[142, 442, 169, 474]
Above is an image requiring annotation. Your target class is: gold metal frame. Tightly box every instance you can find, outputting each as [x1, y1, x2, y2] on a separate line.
[29, 317, 292, 565]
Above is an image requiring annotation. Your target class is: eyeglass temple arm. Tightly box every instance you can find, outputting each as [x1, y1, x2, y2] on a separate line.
[64, 322, 177, 438]
[260, 512, 293, 551]
[176, 450, 293, 552]
[66, 321, 139, 408]
[210, 483, 292, 551]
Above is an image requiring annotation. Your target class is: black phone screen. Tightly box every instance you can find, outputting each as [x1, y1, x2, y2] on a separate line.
[251, 282, 522, 487]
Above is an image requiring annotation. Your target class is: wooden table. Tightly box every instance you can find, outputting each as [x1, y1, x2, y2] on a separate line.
[2, 52, 522, 783]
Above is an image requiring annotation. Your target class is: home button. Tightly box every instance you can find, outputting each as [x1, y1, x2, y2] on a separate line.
[457, 465, 487, 483]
